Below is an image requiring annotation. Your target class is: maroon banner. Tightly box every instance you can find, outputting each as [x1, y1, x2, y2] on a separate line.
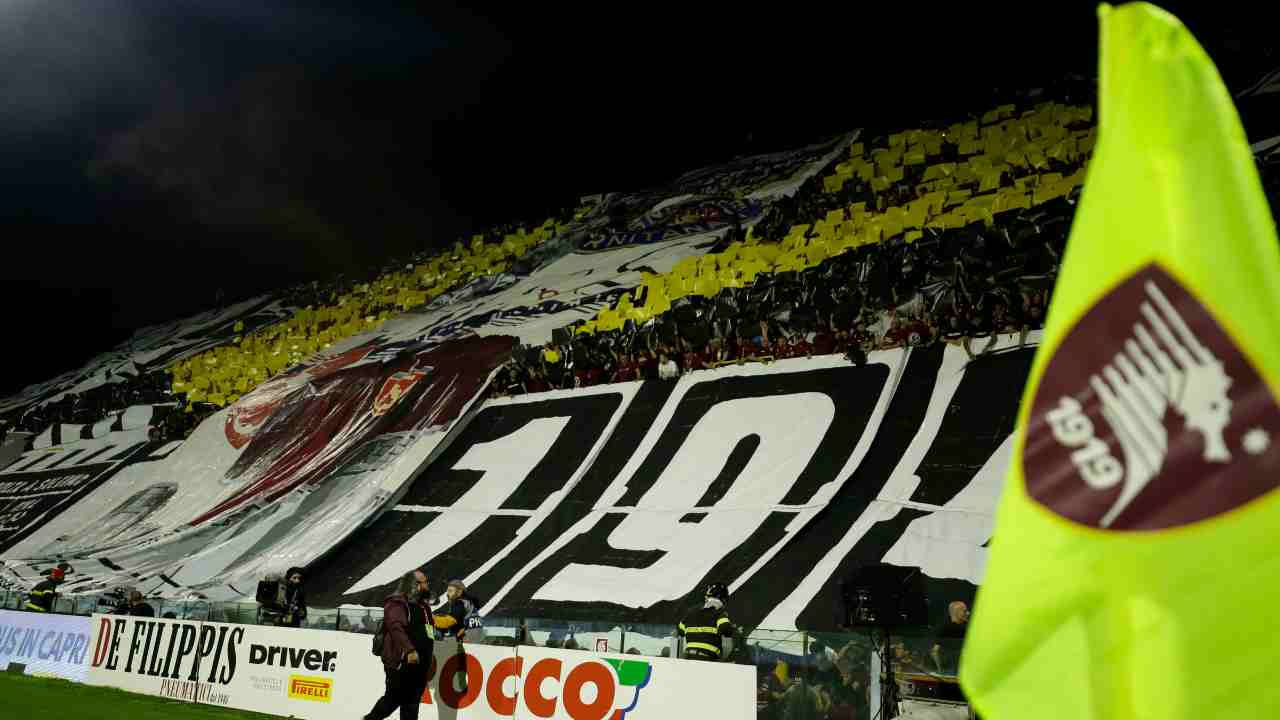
[194, 335, 514, 524]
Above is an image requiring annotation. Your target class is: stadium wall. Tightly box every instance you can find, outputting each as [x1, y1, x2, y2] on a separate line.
[84, 613, 753, 720]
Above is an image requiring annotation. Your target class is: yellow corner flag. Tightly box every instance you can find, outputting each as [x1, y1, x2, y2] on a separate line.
[960, 3, 1280, 719]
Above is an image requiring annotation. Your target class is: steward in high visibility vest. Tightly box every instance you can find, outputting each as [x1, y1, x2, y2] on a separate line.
[678, 582, 736, 661]
[25, 567, 65, 613]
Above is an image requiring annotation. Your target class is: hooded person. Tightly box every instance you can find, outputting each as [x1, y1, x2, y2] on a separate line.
[278, 566, 308, 628]
[365, 569, 435, 720]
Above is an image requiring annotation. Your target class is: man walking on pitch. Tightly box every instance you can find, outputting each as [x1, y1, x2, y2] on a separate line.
[365, 569, 435, 720]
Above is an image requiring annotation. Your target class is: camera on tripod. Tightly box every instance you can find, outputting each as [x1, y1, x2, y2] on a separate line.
[840, 563, 928, 629]
[840, 564, 933, 720]
[256, 568, 305, 627]
[98, 587, 130, 614]
[256, 573, 286, 616]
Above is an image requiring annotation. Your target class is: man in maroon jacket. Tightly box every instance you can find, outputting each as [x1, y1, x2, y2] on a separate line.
[365, 569, 438, 720]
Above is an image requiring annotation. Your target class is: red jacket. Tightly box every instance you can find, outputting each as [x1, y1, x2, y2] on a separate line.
[379, 593, 419, 671]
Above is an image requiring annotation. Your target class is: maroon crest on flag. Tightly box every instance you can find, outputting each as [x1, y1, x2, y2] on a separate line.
[1023, 264, 1280, 530]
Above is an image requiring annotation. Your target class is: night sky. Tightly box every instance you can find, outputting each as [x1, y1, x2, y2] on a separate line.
[1, 1, 1274, 397]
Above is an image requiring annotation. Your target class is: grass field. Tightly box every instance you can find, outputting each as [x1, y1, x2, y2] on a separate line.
[0, 673, 284, 720]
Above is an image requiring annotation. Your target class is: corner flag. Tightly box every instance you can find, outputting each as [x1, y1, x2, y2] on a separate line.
[960, 4, 1280, 719]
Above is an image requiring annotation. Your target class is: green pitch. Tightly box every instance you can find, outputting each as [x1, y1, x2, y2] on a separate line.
[0, 673, 283, 720]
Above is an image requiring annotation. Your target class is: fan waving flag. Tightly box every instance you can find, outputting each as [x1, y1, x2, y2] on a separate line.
[960, 4, 1280, 719]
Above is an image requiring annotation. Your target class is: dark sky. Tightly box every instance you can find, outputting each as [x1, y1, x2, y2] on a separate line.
[1, 1, 1274, 397]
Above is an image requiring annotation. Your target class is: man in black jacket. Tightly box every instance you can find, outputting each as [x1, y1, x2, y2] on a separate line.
[365, 570, 434, 720]
[930, 600, 970, 675]
[127, 591, 155, 617]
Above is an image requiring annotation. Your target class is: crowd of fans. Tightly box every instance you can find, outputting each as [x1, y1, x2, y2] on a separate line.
[491, 138, 1071, 398]
[5, 77, 1279, 457]
[165, 212, 578, 411]
[488, 80, 1279, 400]
[0, 207, 580, 451]
[0, 369, 188, 448]
[492, 224, 1061, 398]
[754, 638, 874, 720]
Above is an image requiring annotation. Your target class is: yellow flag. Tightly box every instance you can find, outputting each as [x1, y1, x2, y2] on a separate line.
[961, 4, 1280, 719]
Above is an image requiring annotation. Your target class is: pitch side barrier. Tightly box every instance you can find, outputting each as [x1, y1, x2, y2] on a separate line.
[80, 613, 755, 720]
[1, 600, 968, 720]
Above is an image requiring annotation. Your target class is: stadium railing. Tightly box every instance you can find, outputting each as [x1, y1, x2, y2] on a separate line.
[0, 588, 969, 716]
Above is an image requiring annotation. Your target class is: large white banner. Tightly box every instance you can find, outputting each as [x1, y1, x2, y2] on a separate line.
[85, 614, 754, 720]
[0, 609, 93, 681]
[1, 336, 508, 601]
[341, 640, 754, 720]
[497, 645, 754, 720]
[307, 336, 1040, 633]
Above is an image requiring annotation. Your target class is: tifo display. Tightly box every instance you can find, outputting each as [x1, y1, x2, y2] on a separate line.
[2, 15, 1279, 717]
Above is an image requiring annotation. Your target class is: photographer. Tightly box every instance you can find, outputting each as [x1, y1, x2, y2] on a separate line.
[278, 567, 308, 628]
[255, 567, 308, 628]
[98, 587, 128, 615]
[112, 590, 155, 617]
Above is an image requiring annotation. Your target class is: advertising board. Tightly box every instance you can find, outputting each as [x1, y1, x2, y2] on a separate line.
[0, 609, 93, 682]
[85, 614, 755, 719]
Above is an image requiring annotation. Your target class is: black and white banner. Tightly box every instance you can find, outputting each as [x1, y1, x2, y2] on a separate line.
[29, 405, 162, 450]
[87, 614, 350, 716]
[0, 429, 177, 557]
[0, 337, 508, 602]
[310, 334, 1037, 631]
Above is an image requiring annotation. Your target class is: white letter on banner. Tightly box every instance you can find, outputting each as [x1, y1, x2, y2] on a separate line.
[878, 433, 1013, 583]
[532, 394, 833, 607]
[756, 343, 997, 630]
[345, 416, 572, 593]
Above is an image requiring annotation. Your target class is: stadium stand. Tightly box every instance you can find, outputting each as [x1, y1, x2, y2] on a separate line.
[167, 216, 570, 412]
[493, 96, 1091, 395]
[0, 213, 576, 446]
[4, 78, 1276, 448]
